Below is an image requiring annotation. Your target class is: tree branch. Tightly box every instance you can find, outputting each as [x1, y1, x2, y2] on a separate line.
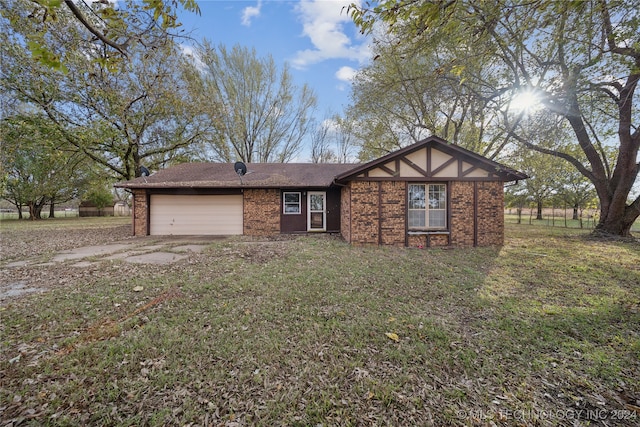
[63, 0, 128, 56]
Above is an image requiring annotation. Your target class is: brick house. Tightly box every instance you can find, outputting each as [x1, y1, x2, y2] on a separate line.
[115, 137, 526, 247]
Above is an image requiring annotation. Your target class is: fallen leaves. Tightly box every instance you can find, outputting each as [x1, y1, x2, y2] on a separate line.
[55, 288, 182, 356]
[385, 332, 400, 342]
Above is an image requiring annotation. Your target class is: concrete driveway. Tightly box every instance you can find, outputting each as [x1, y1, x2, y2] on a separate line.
[3, 236, 222, 269]
[1, 236, 224, 302]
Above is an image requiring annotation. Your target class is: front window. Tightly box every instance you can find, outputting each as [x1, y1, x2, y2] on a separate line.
[408, 184, 447, 229]
[283, 192, 301, 214]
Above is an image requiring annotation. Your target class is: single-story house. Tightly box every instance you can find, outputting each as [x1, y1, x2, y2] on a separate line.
[115, 136, 527, 247]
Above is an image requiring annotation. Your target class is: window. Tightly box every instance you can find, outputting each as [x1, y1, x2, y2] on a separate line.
[283, 192, 301, 214]
[408, 184, 447, 229]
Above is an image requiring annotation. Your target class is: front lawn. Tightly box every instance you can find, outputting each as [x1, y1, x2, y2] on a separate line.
[1, 222, 639, 426]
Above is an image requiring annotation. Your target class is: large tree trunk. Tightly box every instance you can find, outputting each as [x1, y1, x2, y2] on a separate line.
[536, 200, 543, 220]
[49, 202, 55, 219]
[564, 71, 640, 238]
[595, 197, 640, 237]
[572, 203, 579, 221]
[27, 198, 47, 220]
[28, 203, 39, 220]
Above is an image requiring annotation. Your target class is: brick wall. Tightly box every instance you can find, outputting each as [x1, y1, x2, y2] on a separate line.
[349, 181, 379, 244]
[132, 189, 147, 236]
[450, 181, 475, 247]
[380, 181, 406, 246]
[477, 181, 504, 246]
[340, 185, 351, 243]
[243, 189, 280, 236]
[449, 181, 504, 247]
[347, 181, 406, 246]
[407, 233, 450, 248]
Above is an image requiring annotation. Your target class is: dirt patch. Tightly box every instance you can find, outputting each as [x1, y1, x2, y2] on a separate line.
[0, 282, 45, 299]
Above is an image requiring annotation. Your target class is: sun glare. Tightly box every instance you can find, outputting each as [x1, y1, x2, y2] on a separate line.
[510, 90, 542, 113]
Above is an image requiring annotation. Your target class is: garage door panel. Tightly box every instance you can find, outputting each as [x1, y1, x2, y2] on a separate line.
[150, 195, 243, 235]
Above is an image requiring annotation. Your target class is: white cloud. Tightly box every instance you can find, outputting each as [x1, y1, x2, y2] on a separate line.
[292, 0, 371, 69]
[241, 1, 262, 27]
[179, 44, 205, 71]
[335, 66, 357, 82]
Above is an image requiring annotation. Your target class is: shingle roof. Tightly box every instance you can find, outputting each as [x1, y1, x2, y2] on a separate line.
[114, 162, 359, 189]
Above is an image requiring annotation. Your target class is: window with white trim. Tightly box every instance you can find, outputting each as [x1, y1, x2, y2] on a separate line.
[283, 192, 301, 214]
[408, 184, 447, 229]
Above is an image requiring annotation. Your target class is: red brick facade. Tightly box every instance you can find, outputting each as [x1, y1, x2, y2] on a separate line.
[343, 180, 504, 247]
[379, 182, 406, 246]
[348, 181, 379, 244]
[477, 181, 504, 246]
[243, 189, 280, 236]
[340, 185, 351, 243]
[132, 189, 148, 236]
[346, 180, 407, 246]
[129, 181, 504, 247]
[450, 181, 475, 247]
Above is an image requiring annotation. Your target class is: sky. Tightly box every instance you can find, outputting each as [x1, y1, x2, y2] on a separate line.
[176, 0, 372, 120]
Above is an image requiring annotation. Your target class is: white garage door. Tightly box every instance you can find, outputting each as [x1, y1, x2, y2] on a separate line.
[150, 194, 243, 235]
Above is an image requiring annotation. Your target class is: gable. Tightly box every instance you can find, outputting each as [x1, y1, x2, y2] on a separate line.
[351, 146, 493, 180]
[337, 136, 527, 182]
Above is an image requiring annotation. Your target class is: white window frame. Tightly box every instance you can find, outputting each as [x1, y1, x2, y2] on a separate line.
[408, 183, 447, 230]
[283, 192, 302, 215]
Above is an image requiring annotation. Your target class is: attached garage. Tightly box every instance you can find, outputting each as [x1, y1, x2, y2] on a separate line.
[149, 194, 243, 235]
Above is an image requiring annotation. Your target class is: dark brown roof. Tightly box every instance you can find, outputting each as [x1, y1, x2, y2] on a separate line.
[114, 162, 358, 189]
[335, 136, 528, 182]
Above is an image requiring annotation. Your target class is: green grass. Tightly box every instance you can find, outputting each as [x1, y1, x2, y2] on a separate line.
[0, 215, 129, 230]
[1, 221, 639, 426]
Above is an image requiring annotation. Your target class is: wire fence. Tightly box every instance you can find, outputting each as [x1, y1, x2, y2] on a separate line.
[504, 207, 640, 232]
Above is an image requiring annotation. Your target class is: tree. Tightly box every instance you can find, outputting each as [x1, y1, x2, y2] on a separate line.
[310, 116, 336, 163]
[347, 34, 509, 161]
[0, 0, 200, 72]
[84, 181, 115, 214]
[332, 116, 359, 163]
[2, 3, 209, 180]
[192, 43, 318, 163]
[560, 172, 597, 222]
[349, 0, 640, 237]
[1, 113, 87, 219]
[510, 150, 566, 220]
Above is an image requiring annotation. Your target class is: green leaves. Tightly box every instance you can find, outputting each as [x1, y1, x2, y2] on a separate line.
[6, 0, 200, 72]
[26, 39, 68, 73]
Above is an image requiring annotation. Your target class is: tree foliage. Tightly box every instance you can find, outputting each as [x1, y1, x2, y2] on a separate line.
[0, 0, 200, 72]
[2, 1, 208, 180]
[192, 43, 317, 163]
[348, 0, 640, 236]
[1, 113, 88, 219]
[347, 33, 508, 161]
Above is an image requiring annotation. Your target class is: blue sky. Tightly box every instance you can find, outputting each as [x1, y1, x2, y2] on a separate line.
[177, 0, 372, 119]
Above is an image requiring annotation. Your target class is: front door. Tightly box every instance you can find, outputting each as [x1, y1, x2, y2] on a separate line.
[307, 191, 326, 231]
